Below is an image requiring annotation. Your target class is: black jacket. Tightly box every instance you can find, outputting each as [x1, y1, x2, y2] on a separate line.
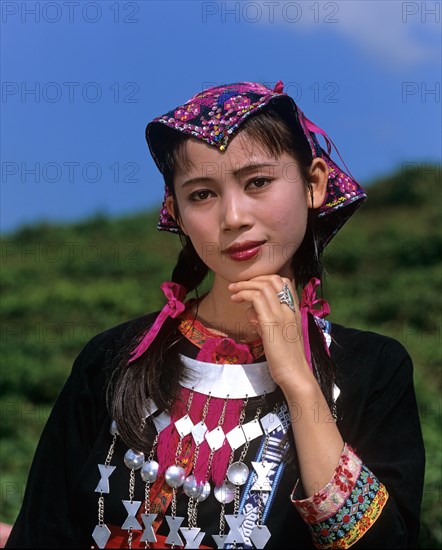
[6, 314, 425, 548]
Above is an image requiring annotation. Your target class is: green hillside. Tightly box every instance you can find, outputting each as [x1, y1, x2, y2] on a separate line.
[1, 164, 441, 547]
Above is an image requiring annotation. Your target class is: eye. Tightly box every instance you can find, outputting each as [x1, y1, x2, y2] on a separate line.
[247, 177, 272, 189]
[188, 189, 214, 201]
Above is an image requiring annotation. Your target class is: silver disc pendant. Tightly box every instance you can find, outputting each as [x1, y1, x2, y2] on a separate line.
[196, 481, 211, 502]
[141, 460, 159, 483]
[183, 475, 204, 498]
[165, 464, 186, 488]
[214, 481, 236, 503]
[123, 448, 145, 470]
[227, 461, 249, 485]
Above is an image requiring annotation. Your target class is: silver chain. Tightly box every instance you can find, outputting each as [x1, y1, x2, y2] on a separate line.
[230, 397, 264, 522]
[187, 497, 194, 527]
[97, 495, 105, 527]
[218, 502, 226, 536]
[142, 429, 160, 548]
[97, 433, 117, 526]
[105, 433, 117, 466]
[127, 468, 136, 549]
[171, 487, 177, 518]
[147, 433, 159, 463]
[169, 389, 195, 525]
[186, 393, 212, 529]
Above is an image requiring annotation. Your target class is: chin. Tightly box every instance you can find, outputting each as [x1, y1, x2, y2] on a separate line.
[224, 262, 292, 282]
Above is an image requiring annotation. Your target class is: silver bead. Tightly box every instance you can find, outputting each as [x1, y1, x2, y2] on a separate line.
[214, 481, 235, 503]
[165, 465, 186, 488]
[109, 420, 118, 436]
[183, 475, 203, 498]
[196, 481, 211, 502]
[227, 461, 249, 486]
[140, 460, 159, 483]
[123, 449, 145, 470]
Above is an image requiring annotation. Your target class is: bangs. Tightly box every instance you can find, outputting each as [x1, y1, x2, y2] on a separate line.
[162, 108, 312, 191]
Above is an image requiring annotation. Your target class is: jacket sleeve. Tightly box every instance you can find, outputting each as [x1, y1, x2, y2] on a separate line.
[290, 331, 425, 549]
[5, 337, 110, 548]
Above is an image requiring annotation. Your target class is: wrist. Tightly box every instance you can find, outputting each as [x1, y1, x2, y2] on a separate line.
[276, 363, 318, 397]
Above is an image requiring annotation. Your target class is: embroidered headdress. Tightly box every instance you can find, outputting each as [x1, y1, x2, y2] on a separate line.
[145, 80, 367, 250]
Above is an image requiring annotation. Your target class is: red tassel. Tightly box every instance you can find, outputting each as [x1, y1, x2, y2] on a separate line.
[156, 389, 191, 475]
[158, 389, 244, 486]
[192, 395, 243, 485]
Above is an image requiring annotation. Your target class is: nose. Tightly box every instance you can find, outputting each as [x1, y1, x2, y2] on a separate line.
[220, 190, 254, 232]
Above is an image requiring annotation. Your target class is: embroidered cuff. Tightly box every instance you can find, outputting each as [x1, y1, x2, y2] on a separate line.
[291, 444, 362, 523]
[291, 444, 389, 548]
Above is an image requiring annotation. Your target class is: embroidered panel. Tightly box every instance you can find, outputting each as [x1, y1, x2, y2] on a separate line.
[293, 458, 388, 549]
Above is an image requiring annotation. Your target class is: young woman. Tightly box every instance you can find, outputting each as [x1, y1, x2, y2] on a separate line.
[6, 81, 425, 549]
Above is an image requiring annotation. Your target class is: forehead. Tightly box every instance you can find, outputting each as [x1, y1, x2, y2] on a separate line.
[177, 132, 281, 175]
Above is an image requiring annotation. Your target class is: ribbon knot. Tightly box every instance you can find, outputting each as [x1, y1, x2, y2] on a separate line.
[161, 281, 187, 318]
[300, 277, 330, 319]
[128, 281, 187, 364]
[299, 278, 331, 372]
[273, 80, 284, 94]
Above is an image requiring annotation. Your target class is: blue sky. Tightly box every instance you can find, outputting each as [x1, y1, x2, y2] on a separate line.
[1, 0, 440, 233]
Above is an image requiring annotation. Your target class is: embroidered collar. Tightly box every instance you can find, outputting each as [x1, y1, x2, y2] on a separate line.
[178, 303, 264, 362]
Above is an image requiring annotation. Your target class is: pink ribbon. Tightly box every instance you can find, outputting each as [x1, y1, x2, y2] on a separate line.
[300, 277, 331, 372]
[273, 80, 285, 94]
[301, 112, 356, 180]
[128, 281, 187, 363]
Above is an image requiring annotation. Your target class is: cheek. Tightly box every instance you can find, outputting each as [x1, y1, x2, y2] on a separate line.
[273, 208, 307, 228]
[180, 218, 216, 257]
[176, 203, 205, 238]
[266, 194, 308, 262]
[181, 208, 210, 235]
[266, 195, 308, 234]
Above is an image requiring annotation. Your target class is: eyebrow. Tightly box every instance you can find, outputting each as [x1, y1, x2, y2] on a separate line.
[180, 162, 278, 188]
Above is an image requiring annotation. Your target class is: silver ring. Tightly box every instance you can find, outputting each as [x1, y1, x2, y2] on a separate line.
[276, 282, 296, 312]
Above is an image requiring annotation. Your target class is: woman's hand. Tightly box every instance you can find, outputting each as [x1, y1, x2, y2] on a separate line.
[228, 275, 313, 390]
[229, 275, 344, 497]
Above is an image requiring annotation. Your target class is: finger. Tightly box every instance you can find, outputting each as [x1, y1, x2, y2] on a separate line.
[245, 306, 259, 325]
[230, 277, 300, 313]
[230, 288, 279, 323]
[232, 289, 303, 349]
[229, 275, 297, 297]
[231, 285, 289, 319]
[231, 292, 300, 344]
[229, 276, 284, 296]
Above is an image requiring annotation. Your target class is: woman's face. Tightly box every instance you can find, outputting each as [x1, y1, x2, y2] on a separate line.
[167, 132, 327, 284]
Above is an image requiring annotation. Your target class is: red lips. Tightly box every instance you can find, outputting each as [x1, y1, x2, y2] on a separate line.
[225, 240, 266, 253]
[224, 241, 266, 261]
